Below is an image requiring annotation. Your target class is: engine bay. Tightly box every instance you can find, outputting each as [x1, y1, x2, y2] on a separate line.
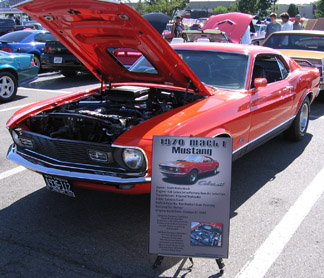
[22, 86, 203, 144]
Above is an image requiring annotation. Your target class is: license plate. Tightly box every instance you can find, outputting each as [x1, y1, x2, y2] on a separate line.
[43, 174, 75, 197]
[53, 57, 63, 63]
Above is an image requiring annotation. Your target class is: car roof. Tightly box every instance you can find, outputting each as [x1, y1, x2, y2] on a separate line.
[170, 42, 281, 57]
[270, 30, 324, 36]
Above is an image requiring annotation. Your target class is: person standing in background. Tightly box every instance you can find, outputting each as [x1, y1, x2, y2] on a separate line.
[293, 14, 303, 30]
[265, 13, 281, 38]
[171, 16, 184, 38]
[280, 12, 293, 31]
[280, 12, 293, 46]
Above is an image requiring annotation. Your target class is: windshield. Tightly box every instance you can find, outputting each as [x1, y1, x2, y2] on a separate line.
[0, 31, 32, 42]
[183, 156, 204, 162]
[130, 49, 249, 90]
[264, 33, 324, 51]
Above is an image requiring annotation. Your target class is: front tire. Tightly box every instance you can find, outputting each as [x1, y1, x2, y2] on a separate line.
[33, 55, 41, 72]
[284, 98, 310, 141]
[0, 72, 17, 102]
[186, 169, 198, 184]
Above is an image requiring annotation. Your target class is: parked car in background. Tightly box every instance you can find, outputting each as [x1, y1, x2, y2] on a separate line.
[162, 23, 173, 42]
[7, 0, 320, 197]
[0, 18, 15, 36]
[159, 155, 219, 184]
[41, 39, 89, 77]
[263, 30, 324, 95]
[251, 23, 266, 45]
[0, 30, 55, 72]
[181, 29, 231, 43]
[0, 50, 38, 102]
[188, 17, 208, 30]
[202, 12, 256, 44]
[14, 22, 46, 31]
[21, 22, 46, 30]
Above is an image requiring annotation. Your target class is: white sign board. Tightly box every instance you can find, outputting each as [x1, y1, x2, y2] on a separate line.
[150, 136, 232, 258]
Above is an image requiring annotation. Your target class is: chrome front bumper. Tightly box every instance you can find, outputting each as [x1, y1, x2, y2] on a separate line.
[7, 144, 151, 187]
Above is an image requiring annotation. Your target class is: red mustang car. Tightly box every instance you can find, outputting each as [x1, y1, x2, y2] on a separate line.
[159, 155, 219, 184]
[7, 0, 320, 196]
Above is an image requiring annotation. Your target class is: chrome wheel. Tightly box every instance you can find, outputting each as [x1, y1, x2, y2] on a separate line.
[0, 72, 17, 102]
[33, 55, 41, 72]
[284, 98, 310, 141]
[299, 102, 309, 133]
[187, 169, 198, 184]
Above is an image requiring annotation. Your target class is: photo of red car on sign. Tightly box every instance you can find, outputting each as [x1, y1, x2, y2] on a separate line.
[159, 155, 219, 184]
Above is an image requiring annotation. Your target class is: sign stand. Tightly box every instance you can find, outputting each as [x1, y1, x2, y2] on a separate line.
[153, 255, 225, 275]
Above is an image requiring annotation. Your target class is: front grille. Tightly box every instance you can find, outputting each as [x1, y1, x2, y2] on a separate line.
[18, 130, 119, 168]
[160, 165, 177, 172]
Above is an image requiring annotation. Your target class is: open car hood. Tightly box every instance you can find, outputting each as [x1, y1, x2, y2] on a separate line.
[15, 0, 209, 95]
[202, 12, 255, 44]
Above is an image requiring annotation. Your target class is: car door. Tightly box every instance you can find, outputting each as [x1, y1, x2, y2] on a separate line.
[200, 157, 213, 172]
[248, 54, 294, 148]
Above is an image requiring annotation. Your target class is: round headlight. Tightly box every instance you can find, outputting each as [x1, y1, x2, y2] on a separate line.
[122, 148, 145, 170]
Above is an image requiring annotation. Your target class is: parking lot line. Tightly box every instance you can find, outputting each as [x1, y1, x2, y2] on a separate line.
[0, 104, 33, 113]
[0, 166, 26, 180]
[22, 87, 71, 94]
[236, 166, 324, 278]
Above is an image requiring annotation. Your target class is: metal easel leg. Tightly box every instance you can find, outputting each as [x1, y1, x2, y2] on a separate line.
[216, 258, 225, 274]
[152, 255, 164, 269]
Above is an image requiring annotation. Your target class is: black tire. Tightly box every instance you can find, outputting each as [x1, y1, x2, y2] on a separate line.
[213, 166, 218, 175]
[0, 72, 17, 102]
[33, 55, 41, 72]
[61, 70, 78, 78]
[284, 98, 310, 141]
[186, 169, 198, 184]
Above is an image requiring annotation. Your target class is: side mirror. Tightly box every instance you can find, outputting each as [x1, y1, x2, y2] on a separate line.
[254, 78, 267, 89]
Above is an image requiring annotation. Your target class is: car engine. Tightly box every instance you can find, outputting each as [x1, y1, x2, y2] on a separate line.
[23, 86, 203, 144]
[191, 224, 222, 247]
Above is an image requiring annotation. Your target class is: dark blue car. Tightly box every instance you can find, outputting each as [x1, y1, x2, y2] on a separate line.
[0, 30, 56, 72]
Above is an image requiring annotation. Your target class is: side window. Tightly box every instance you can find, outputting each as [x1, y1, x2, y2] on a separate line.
[251, 55, 284, 88]
[34, 34, 42, 42]
[276, 56, 289, 79]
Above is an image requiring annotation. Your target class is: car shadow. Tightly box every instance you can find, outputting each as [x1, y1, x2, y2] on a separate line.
[0, 133, 312, 277]
[0, 94, 28, 105]
[309, 97, 324, 120]
[230, 133, 312, 217]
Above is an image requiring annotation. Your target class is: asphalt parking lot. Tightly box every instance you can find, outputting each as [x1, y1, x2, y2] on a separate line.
[1, 72, 324, 278]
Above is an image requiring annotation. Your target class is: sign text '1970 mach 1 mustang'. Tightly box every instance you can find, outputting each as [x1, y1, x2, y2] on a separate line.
[6, 0, 320, 196]
[159, 155, 220, 184]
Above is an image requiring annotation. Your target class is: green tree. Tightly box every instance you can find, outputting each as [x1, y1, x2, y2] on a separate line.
[237, 0, 258, 14]
[135, 0, 146, 14]
[315, 0, 324, 18]
[287, 3, 299, 17]
[258, 0, 276, 18]
[235, 0, 277, 17]
[213, 6, 228, 15]
[228, 3, 239, 12]
[139, 0, 189, 18]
